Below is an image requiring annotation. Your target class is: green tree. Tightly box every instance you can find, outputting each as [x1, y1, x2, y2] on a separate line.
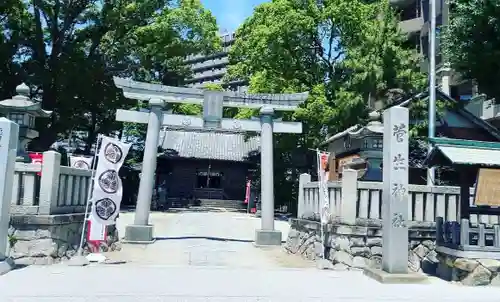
[0, 0, 29, 99]
[443, 0, 500, 101]
[5, 0, 219, 151]
[226, 0, 425, 210]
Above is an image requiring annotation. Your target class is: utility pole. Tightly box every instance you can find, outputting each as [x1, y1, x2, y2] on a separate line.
[427, 0, 437, 186]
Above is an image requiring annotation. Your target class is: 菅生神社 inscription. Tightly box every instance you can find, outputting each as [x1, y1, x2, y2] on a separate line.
[391, 212, 405, 228]
[382, 106, 409, 274]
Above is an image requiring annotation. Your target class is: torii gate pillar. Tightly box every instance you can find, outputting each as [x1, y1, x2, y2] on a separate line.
[255, 106, 281, 245]
[124, 102, 163, 243]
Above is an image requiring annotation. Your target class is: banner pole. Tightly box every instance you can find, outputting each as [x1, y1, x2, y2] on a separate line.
[76, 134, 103, 256]
[316, 149, 324, 260]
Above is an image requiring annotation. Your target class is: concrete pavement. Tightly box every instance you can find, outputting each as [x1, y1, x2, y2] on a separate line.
[108, 211, 305, 268]
[1, 211, 500, 301]
[2, 264, 500, 301]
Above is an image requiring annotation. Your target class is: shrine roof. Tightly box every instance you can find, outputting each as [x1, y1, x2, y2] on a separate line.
[321, 120, 383, 145]
[392, 88, 500, 141]
[158, 129, 259, 162]
[425, 138, 500, 168]
[321, 88, 500, 146]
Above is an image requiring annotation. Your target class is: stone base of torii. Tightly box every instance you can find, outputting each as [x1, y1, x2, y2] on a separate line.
[113, 78, 308, 246]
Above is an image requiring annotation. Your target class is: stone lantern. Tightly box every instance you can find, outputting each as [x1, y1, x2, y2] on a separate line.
[0, 83, 52, 162]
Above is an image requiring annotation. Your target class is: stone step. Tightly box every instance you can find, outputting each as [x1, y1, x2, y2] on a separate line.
[199, 199, 246, 210]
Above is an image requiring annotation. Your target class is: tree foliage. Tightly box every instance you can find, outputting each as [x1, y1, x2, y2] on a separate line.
[443, 0, 500, 101]
[0, 0, 220, 152]
[226, 0, 425, 207]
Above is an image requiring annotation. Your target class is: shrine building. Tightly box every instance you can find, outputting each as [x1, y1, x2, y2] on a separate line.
[155, 129, 259, 207]
[322, 88, 500, 184]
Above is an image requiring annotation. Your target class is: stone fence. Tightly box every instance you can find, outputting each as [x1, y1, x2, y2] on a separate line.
[6, 150, 120, 265]
[10, 151, 91, 215]
[289, 169, 500, 285]
[298, 169, 500, 225]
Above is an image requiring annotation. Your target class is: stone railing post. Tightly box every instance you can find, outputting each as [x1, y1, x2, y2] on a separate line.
[297, 173, 311, 219]
[340, 169, 358, 224]
[0, 118, 18, 264]
[38, 151, 61, 215]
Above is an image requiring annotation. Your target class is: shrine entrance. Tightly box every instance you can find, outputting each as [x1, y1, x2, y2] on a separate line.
[113, 77, 308, 246]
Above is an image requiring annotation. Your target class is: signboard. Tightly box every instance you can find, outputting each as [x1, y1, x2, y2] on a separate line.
[474, 168, 500, 206]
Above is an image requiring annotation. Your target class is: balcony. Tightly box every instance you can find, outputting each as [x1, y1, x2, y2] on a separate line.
[465, 97, 500, 121]
[185, 68, 227, 84]
[184, 46, 233, 64]
[399, 17, 424, 35]
[190, 57, 229, 72]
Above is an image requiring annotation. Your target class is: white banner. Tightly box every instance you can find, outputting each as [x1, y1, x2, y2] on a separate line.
[317, 150, 330, 224]
[71, 154, 107, 240]
[90, 136, 131, 226]
[70, 156, 93, 170]
[88, 214, 107, 241]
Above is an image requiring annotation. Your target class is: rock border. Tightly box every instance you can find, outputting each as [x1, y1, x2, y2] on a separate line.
[437, 253, 500, 286]
[8, 214, 121, 265]
[285, 218, 438, 273]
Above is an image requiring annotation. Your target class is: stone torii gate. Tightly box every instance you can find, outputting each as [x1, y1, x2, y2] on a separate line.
[113, 77, 308, 246]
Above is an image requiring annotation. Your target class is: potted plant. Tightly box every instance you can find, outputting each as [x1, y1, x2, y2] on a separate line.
[7, 234, 17, 256]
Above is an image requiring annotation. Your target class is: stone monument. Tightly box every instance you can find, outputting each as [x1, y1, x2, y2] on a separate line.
[0, 118, 19, 275]
[363, 106, 427, 283]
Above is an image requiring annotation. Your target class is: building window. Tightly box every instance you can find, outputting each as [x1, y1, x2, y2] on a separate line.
[196, 171, 223, 189]
[29, 115, 35, 127]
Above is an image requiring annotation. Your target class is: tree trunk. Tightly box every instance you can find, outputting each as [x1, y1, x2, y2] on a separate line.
[84, 130, 97, 155]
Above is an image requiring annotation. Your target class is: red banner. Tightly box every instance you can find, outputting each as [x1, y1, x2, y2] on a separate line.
[28, 153, 43, 176]
[86, 218, 107, 253]
[244, 180, 251, 204]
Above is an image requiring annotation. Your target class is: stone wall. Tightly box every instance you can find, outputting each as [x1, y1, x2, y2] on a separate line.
[436, 253, 500, 286]
[8, 214, 120, 265]
[285, 218, 438, 273]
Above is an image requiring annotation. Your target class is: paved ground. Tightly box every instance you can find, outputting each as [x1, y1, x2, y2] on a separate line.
[107, 211, 310, 268]
[1, 211, 500, 301]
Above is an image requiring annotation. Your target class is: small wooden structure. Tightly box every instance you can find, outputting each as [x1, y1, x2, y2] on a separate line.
[426, 137, 500, 257]
[321, 112, 384, 181]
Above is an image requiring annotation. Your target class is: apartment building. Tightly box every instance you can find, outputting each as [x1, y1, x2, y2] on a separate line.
[392, 0, 476, 101]
[183, 32, 247, 92]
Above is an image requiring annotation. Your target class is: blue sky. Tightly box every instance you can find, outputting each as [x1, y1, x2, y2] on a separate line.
[201, 0, 269, 33]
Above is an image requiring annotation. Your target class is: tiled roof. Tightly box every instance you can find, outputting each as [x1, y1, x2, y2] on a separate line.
[158, 130, 260, 162]
[426, 138, 500, 167]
